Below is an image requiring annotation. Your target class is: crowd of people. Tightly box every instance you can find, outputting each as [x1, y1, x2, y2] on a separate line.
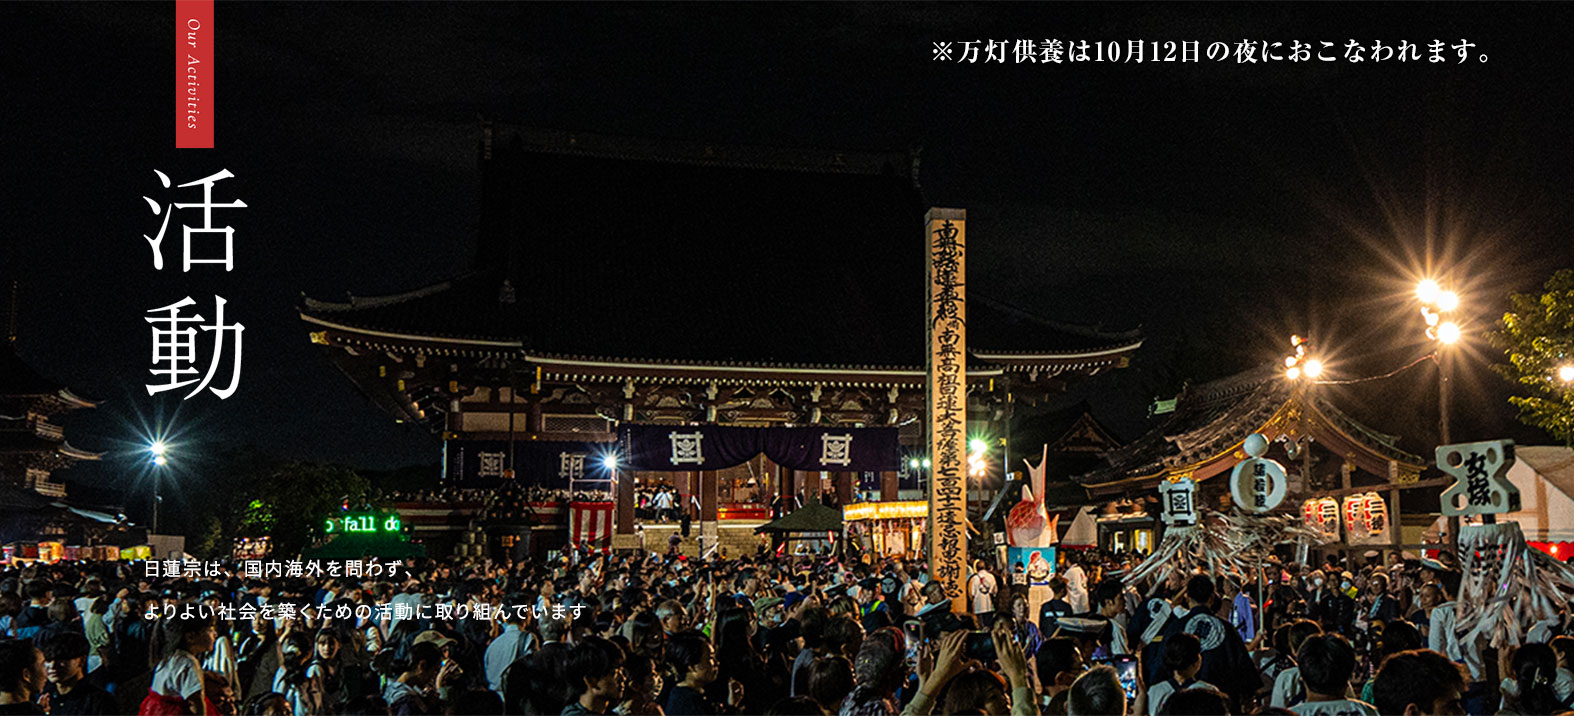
[0, 542, 1554, 715]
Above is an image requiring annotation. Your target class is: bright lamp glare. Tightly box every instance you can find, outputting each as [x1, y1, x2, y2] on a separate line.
[149, 441, 167, 456]
[1285, 367, 1301, 381]
[153, 455, 168, 466]
[1436, 291, 1460, 312]
[908, 459, 920, 469]
[1558, 364, 1574, 383]
[969, 439, 988, 455]
[1437, 322, 1462, 345]
[601, 455, 618, 470]
[1416, 280, 1440, 304]
[1303, 359, 1324, 379]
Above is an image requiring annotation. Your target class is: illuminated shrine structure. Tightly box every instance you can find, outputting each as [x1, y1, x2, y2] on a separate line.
[1073, 365, 1448, 562]
[299, 126, 1141, 558]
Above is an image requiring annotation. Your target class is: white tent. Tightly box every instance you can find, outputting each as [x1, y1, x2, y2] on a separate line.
[1502, 446, 1574, 544]
[1061, 506, 1098, 548]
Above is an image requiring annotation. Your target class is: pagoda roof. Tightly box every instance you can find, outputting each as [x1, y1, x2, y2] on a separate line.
[0, 343, 101, 407]
[1075, 365, 1426, 491]
[0, 343, 61, 396]
[0, 428, 102, 460]
[301, 127, 1139, 371]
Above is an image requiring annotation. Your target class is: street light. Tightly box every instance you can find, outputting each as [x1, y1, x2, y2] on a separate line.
[1417, 279, 1461, 445]
[148, 441, 170, 533]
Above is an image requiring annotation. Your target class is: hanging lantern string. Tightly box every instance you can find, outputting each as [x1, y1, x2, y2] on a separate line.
[1311, 352, 1437, 385]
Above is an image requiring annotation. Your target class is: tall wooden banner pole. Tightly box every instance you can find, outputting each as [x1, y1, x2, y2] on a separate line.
[926, 208, 969, 613]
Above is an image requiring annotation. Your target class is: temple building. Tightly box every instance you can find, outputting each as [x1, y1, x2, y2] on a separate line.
[300, 126, 1142, 557]
[1070, 365, 1448, 561]
[0, 339, 113, 546]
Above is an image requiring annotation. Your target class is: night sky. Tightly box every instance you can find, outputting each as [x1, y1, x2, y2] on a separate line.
[3, 3, 1573, 522]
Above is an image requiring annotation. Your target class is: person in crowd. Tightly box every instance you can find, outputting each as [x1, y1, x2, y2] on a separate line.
[968, 562, 997, 628]
[664, 634, 739, 716]
[1041, 578, 1074, 625]
[617, 650, 666, 716]
[1499, 642, 1562, 716]
[141, 613, 219, 716]
[1146, 632, 1210, 716]
[1067, 665, 1128, 716]
[38, 632, 117, 715]
[561, 636, 626, 716]
[0, 639, 48, 715]
[381, 642, 456, 716]
[1268, 620, 1323, 709]
[1092, 579, 1130, 656]
[1158, 575, 1256, 707]
[1371, 649, 1466, 716]
[1290, 633, 1377, 716]
[1034, 637, 1084, 715]
[1008, 592, 1044, 659]
[1063, 556, 1089, 615]
[805, 655, 853, 715]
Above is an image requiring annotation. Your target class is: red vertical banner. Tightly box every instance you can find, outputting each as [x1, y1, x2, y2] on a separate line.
[175, 0, 214, 148]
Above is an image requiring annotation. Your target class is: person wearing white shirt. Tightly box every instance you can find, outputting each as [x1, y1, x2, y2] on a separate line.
[1064, 559, 1089, 614]
[969, 561, 998, 627]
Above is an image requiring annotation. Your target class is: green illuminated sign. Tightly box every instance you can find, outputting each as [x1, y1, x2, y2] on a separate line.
[324, 513, 401, 534]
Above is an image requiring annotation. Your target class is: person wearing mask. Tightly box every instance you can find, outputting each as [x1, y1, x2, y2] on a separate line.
[1314, 573, 1356, 636]
[38, 632, 117, 715]
[1371, 649, 1467, 716]
[0, 639, 47, 715]
[1289, 633, 1377, 716]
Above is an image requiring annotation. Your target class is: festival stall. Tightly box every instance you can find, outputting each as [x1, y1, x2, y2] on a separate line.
[843, 500, 927, 560]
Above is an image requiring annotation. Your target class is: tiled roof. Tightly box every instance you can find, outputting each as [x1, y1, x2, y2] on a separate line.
[1074, 365, 1424, 486]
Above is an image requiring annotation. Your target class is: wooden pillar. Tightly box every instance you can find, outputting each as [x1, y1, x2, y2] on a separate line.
[836, 471, 854, 505]
[616, 468, 635, 535]
[881, 470, 899, 502]
[701, 470, 718, 522]
[1389, 485, 1402, 559]
[779, 465, 795, 510]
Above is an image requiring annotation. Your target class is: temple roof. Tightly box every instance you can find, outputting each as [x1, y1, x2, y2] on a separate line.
[0, 343, 100, 408]
[301, 127, 1141, 370]
[1075, 365, 1426, 489]
[0, 343, 61, 396]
